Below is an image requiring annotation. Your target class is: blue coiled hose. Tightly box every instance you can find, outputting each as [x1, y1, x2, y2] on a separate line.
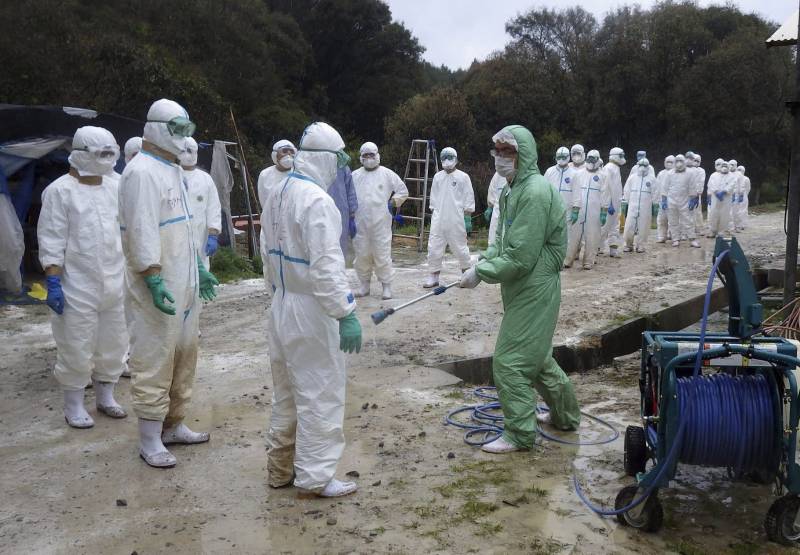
[445, 387, 619, 446]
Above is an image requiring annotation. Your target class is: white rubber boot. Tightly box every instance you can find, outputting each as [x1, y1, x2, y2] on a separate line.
[162, 422, 210, 445]
[690, 240, 701, 248]
[63, 389, 94, 429]
[422, 272, 440, 289]
[138, 418, 176, 468]
[672, 240, 680, 247]
[319, 478, 357, 498]
[481, 436, 522, 453]
[353, 277, 370, 298]
[93, 380, 127, 418]
[623, 245, 633, 252]
[381, 283, 392, 300]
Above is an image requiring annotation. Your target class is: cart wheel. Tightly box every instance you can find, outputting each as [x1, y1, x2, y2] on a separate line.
[614, 485, 664, 532]
[624, 425, 647, 477]
[765, 495, 800, 545]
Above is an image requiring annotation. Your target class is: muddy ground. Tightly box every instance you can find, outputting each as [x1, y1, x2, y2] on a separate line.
[0, 210, 795, 554]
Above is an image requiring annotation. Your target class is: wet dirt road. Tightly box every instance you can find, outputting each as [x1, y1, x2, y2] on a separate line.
[0, 210, 794, 554]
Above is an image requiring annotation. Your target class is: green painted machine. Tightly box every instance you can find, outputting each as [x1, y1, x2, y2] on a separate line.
[616, 237, 800, 545]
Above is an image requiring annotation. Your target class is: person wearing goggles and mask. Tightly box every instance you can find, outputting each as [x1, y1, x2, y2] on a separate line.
[564, 149, 609, 269]
[733, 165, 750, 231]
[569, 144, 585, 169]
[706, 158, 736, 238]
[485, 170, 507, 246]
[689, 153, 706, 235]
[458, 125, 580, 453]
[119, 99, 218, 469]
[422, 147, 475, 288]
[351, 142, 408, 300]
[38, 126, 128, 429]
[600, 147, 626, 258]
[261, 121, 362, 498]
[654, 155, 675, 243]
[664, 154, 701, 247]
[258, 140, 297, 266]
[621, 158, 658, 252]
[179, 138, 221, 271]
[544, 147, 577, 227]
[726, 159, 742, 233]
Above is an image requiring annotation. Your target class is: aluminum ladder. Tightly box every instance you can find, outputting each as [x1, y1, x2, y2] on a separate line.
[394, 139, 438, 251]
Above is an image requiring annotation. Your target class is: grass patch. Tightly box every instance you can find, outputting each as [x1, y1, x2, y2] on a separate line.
[524, 484, 549, 498]
[210, 247, 261, 283]
[475, 521, 503, 535]
[442, 388, 465, 400]
[413, 504, 446, 519]
[666, 540, 708, 555]
[528, 537, 565, 555]
[457, 500, 498, 520]
[750, 201, 785, 214]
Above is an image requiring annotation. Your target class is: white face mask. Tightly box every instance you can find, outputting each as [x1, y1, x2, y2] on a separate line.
[494, 156, 516, 179]
[179, 149, 197, 167]
[278, 155, 294, 170]
[675, 161, 686, 171]
[362, 157, 379, 170]
[442, 159, 456, 171]
[637, 165, 648, 176]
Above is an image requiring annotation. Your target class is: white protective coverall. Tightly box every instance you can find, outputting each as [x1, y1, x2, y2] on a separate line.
[262, 122, 356, 492]
[734, 166, 750, 230]
[119, 100, 200, 428]
[707, 163, 735, 237]
[665, 156, 697, 243]
[565, 161, 609, 268]
[727, 160, 741, 232]
[124, 136, 143, 163]
[600, 158, 623, 255]
[257, 140, 296, 267]
[622, 162, 657, 252]
[544, 158, 576, 227]
[692, 155, 706, 233]
[180, 139, 221, 270]
[655, 156, 674, 242]
[38, 126, 128, 392]
[486, 172, 506, 246]
[352, 147, 408, 288]
[426, 153, 475, 273]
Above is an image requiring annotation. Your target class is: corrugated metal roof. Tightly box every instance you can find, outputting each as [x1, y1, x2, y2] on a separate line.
[766, 10, 798, 47]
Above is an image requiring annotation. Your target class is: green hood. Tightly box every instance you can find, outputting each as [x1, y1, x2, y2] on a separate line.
[500, 125, 540, 185]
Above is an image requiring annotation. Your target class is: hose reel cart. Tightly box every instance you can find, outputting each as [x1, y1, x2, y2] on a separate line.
[618, 237, 800, 545]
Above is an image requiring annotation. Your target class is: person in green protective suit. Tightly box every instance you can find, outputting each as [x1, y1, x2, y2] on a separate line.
[459, 125, 581, 453]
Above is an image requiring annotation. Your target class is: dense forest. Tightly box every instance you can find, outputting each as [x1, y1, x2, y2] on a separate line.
[1, 0, 793, 211]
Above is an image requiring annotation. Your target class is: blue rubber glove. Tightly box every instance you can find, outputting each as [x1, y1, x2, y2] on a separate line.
[464, 215, 473, 233]
[688, 196, 698, 211]
[570, 206, 580, 224]
[45, 275, 64, 315]
[715, 190, 726, 201]
[198, 257, 219, 301]
[607, 203, 615, 216]
[660, 196, 668, 211]
[205, 234, 219, 257]
[348, 216, 357, 238]
[144, 274, 176, 315]
[484, 206, 493, 222]
[338, 312, 362, 354]
[394, 213, 405, 225]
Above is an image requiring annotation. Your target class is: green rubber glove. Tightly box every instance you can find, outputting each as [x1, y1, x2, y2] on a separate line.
[464, 214, 473, 233]
[198, 257, 219, 301]
[483, 206, 493, 222]
[570, 206, 580, 224]
[600, 208, 608, 226]
[338, 312, 362, 354]
[621, 202, 628, 218]
[651, 203, 659, 218]
[144, 274, 176, 315]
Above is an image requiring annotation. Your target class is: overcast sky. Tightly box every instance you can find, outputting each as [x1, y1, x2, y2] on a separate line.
[383, 0, 793, 69]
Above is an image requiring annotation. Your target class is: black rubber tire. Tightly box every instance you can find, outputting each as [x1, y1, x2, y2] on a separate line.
[624, 425, 647, 477]
[765, 495, 800, 546]
[614, 486, 664, 532]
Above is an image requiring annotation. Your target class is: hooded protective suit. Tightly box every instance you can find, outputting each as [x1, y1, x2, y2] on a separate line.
[564, 151, 609, 268]
[258, 140, 296, 265]
[124, 137, 143, 164]
[655, 156, 674, 242]
[665, 155, 697, 243]
[262, 122, 358, 492]
[733, 166, 750, 230]
[180, 138, 221, 270]
[476, 125, 580, 448]
[351, 142, 408, 288]
[600, 149, 625, 255]
[726, 160, 741, 233]
[38, 126, 127, 391]
[622, 159, 657, 252]
[692, 154, 706, 233]
[328, 166, 359, 258]
[543, 147, 576, 226]
[119, 99, 200, 428]
[706, 159, 735, 237]
[426, 148, 475, 273]
[486, 172, 507, 245]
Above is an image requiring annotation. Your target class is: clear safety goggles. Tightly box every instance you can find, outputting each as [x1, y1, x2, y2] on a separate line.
[74, 144, 120, 159]
[300, 147, 351, 168]
[274, 146, 296, 157]
[489, 148, 515, 159]
[149, 116, 196, 138]
[555, 154, 569, 161]
[360, 152, 377, 159]
[441, 153, 457, 161]
[586, 156, 600, 164]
